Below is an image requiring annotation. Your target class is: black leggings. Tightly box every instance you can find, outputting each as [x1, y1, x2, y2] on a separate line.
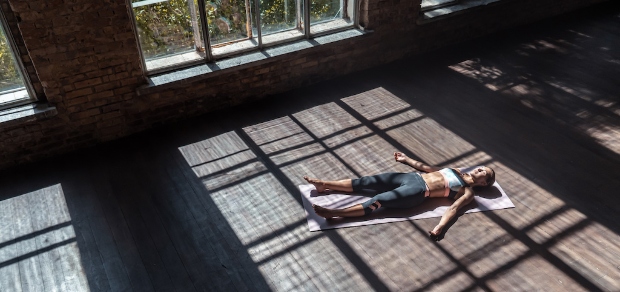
[352, 172, 428, 215]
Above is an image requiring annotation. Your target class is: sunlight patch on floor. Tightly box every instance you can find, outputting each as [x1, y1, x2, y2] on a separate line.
[178, 87, 620, 291]
[0, 184, 89, 291]
[179, 129, 375, 291]
[579, 122, 620, 155]
[450, 52, 620, 157]
[448, 59, 507, 91]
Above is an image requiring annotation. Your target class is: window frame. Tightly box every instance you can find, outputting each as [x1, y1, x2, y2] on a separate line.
[128, 0, 360, 75]
[0, 5, 37, 110]
[421, 0, 461, 12]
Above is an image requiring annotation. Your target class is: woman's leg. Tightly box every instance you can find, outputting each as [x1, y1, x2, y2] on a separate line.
[313, 184, 426, 219]
[352, 173, 408, 193]
[303, 176, 362, 218]
[359, 173, 427, 215]
[303, 176, 353, 193]
[359, 186, 426, 216]
[313, 204, 365, 218]
[305, 173, 409, 218]
[304, 172, 405, 193]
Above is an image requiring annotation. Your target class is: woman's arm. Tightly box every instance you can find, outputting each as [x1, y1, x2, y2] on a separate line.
[429, 187, 475, 240]
[394, 152, 441, 172]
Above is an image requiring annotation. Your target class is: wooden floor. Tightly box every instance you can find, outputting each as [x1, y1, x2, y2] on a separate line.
[2, 2, 620, 291]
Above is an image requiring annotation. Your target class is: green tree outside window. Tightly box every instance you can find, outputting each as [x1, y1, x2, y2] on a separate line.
[0, 25, 23, 93]
[132, 0, 344, 61]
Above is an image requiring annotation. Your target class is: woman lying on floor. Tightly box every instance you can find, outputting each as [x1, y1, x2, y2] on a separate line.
[304, 152, 495, 239]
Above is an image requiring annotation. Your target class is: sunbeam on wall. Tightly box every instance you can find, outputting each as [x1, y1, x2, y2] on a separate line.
[0, 184, 89, 291]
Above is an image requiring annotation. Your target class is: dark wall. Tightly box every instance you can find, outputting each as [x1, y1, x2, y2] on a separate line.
[0, 0, 608, 169]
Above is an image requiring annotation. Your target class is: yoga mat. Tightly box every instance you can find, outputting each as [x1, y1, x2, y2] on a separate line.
[300, 174, 514, 231]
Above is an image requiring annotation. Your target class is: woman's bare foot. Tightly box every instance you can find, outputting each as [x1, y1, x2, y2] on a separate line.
[312, 204, 336, 219]
[429, 225, 444, 241]
[303, 176, 327, 192]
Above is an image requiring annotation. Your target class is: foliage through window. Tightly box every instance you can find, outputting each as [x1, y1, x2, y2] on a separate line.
[0, 16, 31, 108]
[131, 0, 355, 72]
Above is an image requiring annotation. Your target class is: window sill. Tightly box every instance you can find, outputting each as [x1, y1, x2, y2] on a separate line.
[421, 0, 460, 12]
[0, 103, 58, 129]
[1, 88, 29, 105]
[137, 28, 368, 96]
[418, 0, 503, 24]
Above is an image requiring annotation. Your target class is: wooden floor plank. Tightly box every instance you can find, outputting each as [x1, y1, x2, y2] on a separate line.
[0, 189, 24, 292]
[159, 136, 270, 291]
[2, 2, 620, 291]
[58, 160, 112, 292]
[105, 152, 175, 292]
[131, 133, 248, 291]
[11, 188, 45, 292]
[128, 151, 202, 292]
[87, 152, 157, 292]
[26, 186, 71, 292]
[67, 154, 135, 292]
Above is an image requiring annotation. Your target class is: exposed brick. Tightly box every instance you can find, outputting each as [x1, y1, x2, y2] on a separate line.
[74, 77, 103, 89]
[109, 72, 130, 81]
[288, 57, 306, 66]
[7, 1, 29, 11]
[70, 108, 101, 120]
[65, 95, 89, 107]
[255, 68, 270, 74]
[301, 60, 319, 68]
[120, 77, 139, 87]
[87, 90, 114, 101]
[100, 109, 123, 120]
[65, 87, 93, 99]
[0, 0, 608, 171]
[96, 117, 122, 129]
[113, 86, 132, 95]
[94, 81, 121, 93]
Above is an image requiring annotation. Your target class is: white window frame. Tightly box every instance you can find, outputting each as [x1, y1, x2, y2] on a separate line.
[421, 0, 461, 12]
[0, 6, 36, 110]
[129, 0, 359, 75]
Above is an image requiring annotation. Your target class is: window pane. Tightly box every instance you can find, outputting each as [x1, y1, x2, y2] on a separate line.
[310, 0, 353, 35]
[311, 0, 340, 22]
[260, 0, 297, 34]
[132, 0, 205, 71]
[260, 0, 303, 45]
[207, 0, 258, 56]
[0, 22, 29, 105]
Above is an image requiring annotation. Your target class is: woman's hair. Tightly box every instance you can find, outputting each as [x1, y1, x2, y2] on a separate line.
[485, 167, 496, 187]
[472, 166, 495, 190]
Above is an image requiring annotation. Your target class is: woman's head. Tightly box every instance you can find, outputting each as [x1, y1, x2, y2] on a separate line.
[469, 166, 495, 187]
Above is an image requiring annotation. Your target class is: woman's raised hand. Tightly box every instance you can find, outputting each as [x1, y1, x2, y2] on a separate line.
[394, 152, 407, 162]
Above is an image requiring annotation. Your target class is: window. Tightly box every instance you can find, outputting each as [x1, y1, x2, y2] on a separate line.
[0, 12, 34, 109]
[420, 0, 502, 22]
[130, 0, 356, 73]
[421, 0, 460, 12]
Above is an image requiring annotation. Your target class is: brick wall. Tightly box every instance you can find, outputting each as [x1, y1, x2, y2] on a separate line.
[0, 0, 610, 169]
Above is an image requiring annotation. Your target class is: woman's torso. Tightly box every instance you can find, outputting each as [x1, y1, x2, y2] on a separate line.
[420, 168, 468, 199]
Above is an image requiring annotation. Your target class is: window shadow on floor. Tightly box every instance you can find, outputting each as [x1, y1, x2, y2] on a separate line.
[0, 2, 619, 291]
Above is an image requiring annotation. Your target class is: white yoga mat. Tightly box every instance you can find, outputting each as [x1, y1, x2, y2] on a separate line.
[300, 179, 515, 232]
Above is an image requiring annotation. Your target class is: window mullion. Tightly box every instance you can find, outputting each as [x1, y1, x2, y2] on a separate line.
[304, 0, 311, 37]
[197, 0, 213, 62]
[187, 0, 203, 51]
[354, 0, 359, 27]
[253, 0, 263, 48]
